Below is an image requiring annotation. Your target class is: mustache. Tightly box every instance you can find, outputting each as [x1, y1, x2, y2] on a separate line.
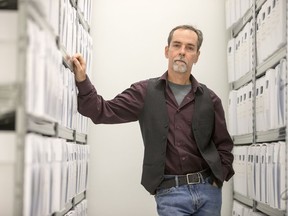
[174, 58, 187, 64]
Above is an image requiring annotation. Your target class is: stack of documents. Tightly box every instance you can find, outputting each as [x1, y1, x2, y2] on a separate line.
[25, 18, 89, 133]
[26, 18, 60, 121]
[76, 112, 89, 134]
[227, 38, 236, 83]
[58, 0, 92, 132]
[228, 90, 238, 135]
[233, 145, 248, 197]
[59, 0, 93, 72]
[228, 82, 253, 135]
[257, 59, 287, 131]
[60, 65, 78, 130]
[256, 0, 286, 65]
[227, 20, 253, 83]
[23, 133, 90, 216]
[0, 2, 91, 132]
[255, 76, 266, 132]
[233, 142, 286, 210]
[76, 23, 93, 78]
[30, 0, 60, 36]
[60, 0, 78, 56]
[77, 0, 92, 26]
[246, 144, 256, 199]
[225, 0, 253, 29]
[228, 58, 286, 135]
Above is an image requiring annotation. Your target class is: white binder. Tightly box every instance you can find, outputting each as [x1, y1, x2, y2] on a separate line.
[247, 144, 254, 198]
[264, 69, 274, 129]
[271, 0, 286, 51]
[256, 8, 263, 64]
[255, 76, 265, 132]
[227, 38, 236, 83]
[246, 82, 253, 134]
[241, 22, 251, 76]
[228, 90, 238, 135]
[274, 141, 286, 210]
[266, 143, 275, 207]
[276, 59, 287, 128]
[260, 143, 268, 203]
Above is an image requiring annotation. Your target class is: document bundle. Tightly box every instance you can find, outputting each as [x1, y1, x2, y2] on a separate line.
[25, 18, 89, 133]
[228, 59, 286, 135]
[225, 0, 253, 29]
[237, 23, 252, 80]
[228, 82, 253, 136]
[0, 0, 92, 133]
[256, 59, 286, 131]
[0, 1, 63, 85]
[227, 0, 286, 83]
[233, 142, 286, 210]
[227, 20, 253, 83]
[77, 0, 92, 26]
[23, 133, 90, 216]
[59, 0, 93, 79]
[256, 0, 286, 65]
[29, 0, 60, 36]
[0, 1, 92, 215]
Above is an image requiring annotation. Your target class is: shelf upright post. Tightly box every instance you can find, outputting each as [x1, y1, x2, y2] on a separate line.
[251, 0, 257, 145]
[251, 0, 258, 211]
[14, 0, 29, 215]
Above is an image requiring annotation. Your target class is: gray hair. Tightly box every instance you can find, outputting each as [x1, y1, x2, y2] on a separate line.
[167, 25, 203, 51]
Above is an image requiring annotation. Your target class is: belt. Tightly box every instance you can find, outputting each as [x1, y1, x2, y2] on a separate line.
[158, 169, 211, 190]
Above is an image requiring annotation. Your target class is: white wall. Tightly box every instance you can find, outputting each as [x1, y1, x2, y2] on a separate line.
[87, 1, 233, 215]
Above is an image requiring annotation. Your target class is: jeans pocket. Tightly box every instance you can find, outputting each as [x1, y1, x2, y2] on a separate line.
[155, 187, 176, 197]
[206, 176, 219, 189]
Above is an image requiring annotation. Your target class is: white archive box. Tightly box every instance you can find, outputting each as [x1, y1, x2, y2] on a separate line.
[0, 131, 16, 216]
[0, 10, 18, 85]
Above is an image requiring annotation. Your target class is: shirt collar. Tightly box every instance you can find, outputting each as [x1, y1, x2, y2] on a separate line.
[159, 71, 204, 94]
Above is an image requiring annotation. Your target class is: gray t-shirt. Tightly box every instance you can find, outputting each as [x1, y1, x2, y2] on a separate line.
[168, 81, 191, 106]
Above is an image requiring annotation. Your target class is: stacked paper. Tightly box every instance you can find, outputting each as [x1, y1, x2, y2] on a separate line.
[233, 142, 286, 210]
[23, 133, 90, 216]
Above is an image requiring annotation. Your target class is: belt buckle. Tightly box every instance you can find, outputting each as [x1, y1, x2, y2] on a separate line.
[186, 172, 201, 185]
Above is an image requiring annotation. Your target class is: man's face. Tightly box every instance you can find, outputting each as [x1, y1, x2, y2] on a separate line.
[165, 29, 200, 74]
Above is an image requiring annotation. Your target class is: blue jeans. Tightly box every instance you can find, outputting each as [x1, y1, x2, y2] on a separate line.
[154, 176, 222, 216]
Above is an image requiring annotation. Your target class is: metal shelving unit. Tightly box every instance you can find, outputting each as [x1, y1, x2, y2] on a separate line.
[52, 191, 86, 216]
[256, 127, 286, 143]
[233, 133, 254, 145]
[256, 46, 287, 77]
[234, 192, 254, 208]
[229, 0, 288, 215]
[0, 0, 91, 215]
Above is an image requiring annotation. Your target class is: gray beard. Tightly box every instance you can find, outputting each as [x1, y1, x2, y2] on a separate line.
[173, 62, 187, 73]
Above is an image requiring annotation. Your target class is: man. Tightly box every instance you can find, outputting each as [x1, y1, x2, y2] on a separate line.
[72, 25, 234, 216]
